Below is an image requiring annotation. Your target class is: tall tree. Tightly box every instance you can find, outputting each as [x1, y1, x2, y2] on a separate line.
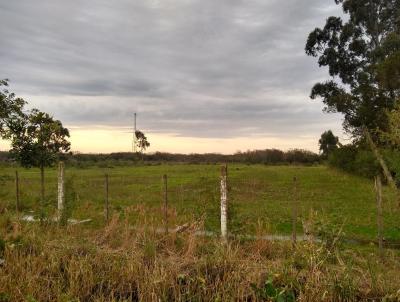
[9, 109, 71, 206]
[319, 130, 339, 158]
[135, 130, 150, 154]
[377, 50, 400, 147]
[0, 79, 26, 138]
[305, 0, 400, 139]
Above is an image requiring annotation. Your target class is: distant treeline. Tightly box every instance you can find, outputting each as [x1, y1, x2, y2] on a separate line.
[0, 149, 320, 167]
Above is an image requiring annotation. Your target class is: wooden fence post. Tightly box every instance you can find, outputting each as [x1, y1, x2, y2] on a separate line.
[292, 176, 298, 246]
[163, 174, 168, 235]
[57, 162, 65, 222]
[105, 173, 109, 223]
[15, 170, 20, 213]
[375, 175, 383, 257]
[220, 164, 228, 242]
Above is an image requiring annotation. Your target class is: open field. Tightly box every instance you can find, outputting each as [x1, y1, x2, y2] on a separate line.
[0, 164, 398, 243]
[1, 163, 400, 301]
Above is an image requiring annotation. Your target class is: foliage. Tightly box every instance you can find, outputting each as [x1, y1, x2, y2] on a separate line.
[28, 149, 321, 166]
[382, 149, 400, 186]
[0, 79, 26, 139]
[353, 150, 381, 178]
[0, 292, 10, 302]
[328, 144, 381, 178]
[378, 51, 400, 91]
[328, 145, 356, 172]
[8, 109, 70, 169]
[319, 130, 339, 158]
[251, 278, 295, 302]
[135, 130, 150, 153]
[378, 103, 400, 147]
[327, 143, 400, 182]
[283, 149, 320, 164]
[305, 0, 400, 139]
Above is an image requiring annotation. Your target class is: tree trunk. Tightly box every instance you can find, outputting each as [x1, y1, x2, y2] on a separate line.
[364, 128, 396, 190]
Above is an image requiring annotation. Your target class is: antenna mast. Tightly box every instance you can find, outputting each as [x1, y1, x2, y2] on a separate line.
[132, 113, 137, 153]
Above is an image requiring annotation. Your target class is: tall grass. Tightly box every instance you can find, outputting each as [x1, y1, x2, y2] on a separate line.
[0, 211, 399, 301]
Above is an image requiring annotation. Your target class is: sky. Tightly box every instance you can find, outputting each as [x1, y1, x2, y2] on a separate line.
[0, 0, 346, 154]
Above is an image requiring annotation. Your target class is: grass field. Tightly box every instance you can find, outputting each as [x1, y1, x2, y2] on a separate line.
[0, 163, 398, 243]
[1, 163, 400, 301]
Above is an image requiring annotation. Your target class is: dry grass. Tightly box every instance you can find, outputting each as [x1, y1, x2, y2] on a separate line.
[0, 211, 399, 302]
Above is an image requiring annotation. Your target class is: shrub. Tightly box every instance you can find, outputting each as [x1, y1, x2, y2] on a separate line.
[353, 150, 380, 179]
[329, 145, 384, 179]
[383, 149, 400, 186]
[328, 145, 357, 173]
[329, 144, 400, 181]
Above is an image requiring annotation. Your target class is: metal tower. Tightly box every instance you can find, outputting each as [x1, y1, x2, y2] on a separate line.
[132, 113, 137, 153]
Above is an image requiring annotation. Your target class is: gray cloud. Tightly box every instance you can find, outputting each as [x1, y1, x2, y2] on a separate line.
[0, 0, 344, 143]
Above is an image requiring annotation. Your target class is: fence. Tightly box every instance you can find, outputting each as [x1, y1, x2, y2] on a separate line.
[0, 162, 397, 249]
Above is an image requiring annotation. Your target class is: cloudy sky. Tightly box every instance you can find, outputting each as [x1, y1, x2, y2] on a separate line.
[0, 0, 345, 153]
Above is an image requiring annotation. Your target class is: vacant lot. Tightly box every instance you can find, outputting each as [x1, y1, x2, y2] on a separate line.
[0, 163, 398, 243]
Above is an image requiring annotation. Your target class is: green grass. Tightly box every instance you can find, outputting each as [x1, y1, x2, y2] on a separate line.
[0, 163, 398, 242]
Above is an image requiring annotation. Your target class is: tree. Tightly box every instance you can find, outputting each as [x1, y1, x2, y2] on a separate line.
[8, 109, 71, 206]
[305, 0, 400, 139]
[0, 79, 26, 138]
[135, 130, 150, 154]
[376, 104, 400, 148]
[319, 130, 339, 158]
[376, 44, 400, 147]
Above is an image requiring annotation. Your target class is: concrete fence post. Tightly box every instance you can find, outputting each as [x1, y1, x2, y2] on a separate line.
[220, 164, 228, 242]
[105, 173, 109, 223]
[163, 174, 168, 235]
[15, 170, 20, 213]
[292, 176, 298, 246]
[375, 175, 383, 258]
[57, 162, 65, 222]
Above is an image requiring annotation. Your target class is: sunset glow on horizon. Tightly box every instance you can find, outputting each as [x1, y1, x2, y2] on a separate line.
[1, 127, 343, 155]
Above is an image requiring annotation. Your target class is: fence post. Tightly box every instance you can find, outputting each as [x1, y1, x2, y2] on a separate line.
[163, 174, 168, 235]
[105, 173, 109, 223]
[292, 176, 298, 246]
[15, 170, 20, 213]
[220, 164, 228, 242]
[57, 162, 65, 223]
[375, 175, 383, 257]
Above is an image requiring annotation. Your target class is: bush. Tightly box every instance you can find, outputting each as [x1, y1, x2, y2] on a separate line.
[328, 145, 357, 173]
[329, 144, 400, 181]
[383, 149, 400, 186]
[353, 150, 380, 179]
[328, 145, 379, 178]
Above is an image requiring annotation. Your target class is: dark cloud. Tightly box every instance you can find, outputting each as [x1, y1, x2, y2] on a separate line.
[0, 0, 344, 141]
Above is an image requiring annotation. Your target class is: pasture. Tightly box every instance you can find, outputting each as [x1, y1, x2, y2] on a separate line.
[1, 163, 400, 301]
[0, 163, 398, 243]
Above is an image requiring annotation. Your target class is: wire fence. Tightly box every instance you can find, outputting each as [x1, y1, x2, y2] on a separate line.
[0, 163, 399, 250]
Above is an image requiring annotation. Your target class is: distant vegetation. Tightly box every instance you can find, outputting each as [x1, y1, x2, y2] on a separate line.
[0, 148, 320, 167]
